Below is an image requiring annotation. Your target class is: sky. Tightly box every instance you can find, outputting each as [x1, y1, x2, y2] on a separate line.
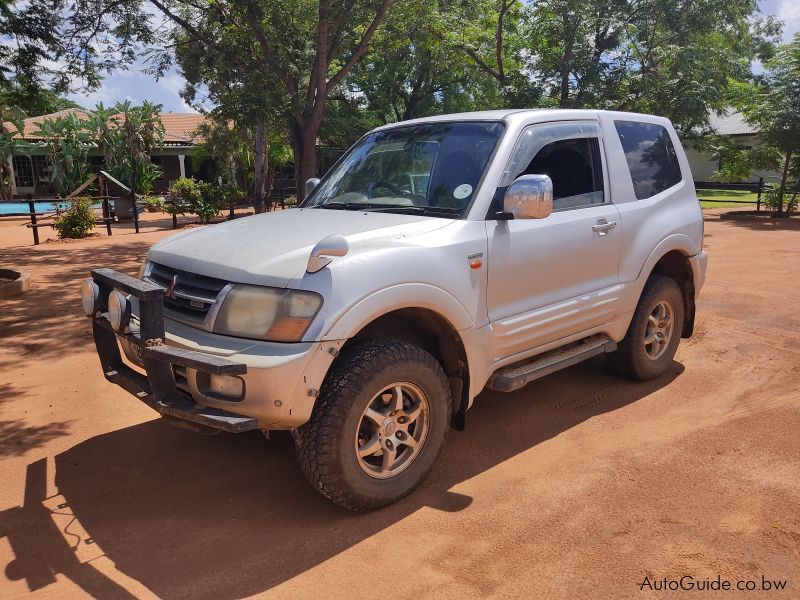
[64, 0, 800, 115]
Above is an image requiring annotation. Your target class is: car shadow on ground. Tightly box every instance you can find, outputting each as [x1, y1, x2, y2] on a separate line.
[1, 357, 683, 598]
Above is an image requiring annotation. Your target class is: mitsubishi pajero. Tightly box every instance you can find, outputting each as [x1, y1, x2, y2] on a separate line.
[81, 109, 707, 511]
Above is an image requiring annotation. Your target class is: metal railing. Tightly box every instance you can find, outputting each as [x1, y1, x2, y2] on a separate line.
[695, 177, 765, 211]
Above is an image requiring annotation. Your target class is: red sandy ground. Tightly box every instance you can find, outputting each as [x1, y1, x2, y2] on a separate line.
[0, 210, 798, 599]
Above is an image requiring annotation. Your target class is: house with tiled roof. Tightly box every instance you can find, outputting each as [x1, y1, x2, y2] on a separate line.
[3, 108, 213, 197]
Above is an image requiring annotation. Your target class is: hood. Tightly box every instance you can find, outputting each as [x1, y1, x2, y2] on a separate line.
[148, 208, 452, 287]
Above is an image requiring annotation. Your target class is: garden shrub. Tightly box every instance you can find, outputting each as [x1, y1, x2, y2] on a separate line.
[170, 177, 244, 223]
[53, 197, 95, 239]
[140, 195, 164, 211]
[762, 183, 798, 216]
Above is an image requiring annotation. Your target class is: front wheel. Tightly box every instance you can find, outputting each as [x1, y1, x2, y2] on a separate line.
[295, 338, 452, 511]
[608, 274, 684, 381]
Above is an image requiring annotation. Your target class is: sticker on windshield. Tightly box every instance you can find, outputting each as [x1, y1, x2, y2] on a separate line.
[453, 184, 473, 199]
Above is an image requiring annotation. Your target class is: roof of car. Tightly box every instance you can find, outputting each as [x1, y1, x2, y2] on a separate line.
[372, 109, 670, 132]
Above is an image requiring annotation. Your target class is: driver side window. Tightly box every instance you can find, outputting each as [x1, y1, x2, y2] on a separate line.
[522, 137, 605, 210]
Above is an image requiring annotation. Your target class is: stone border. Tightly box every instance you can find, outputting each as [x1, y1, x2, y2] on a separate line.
[0, 268, 31, 299]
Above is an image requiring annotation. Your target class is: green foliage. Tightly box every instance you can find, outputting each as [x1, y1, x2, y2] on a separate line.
[169, 177, 231, 223]
[104, 101, 165, 196]
[192, 119, 291, 209]
[53, 197, 95, 239]
[733, 33, 800, 215]
[0, 96, 26, 200]
[35, 112, 93, 196]
[762, 183, 798, 215]
[699, 134, 781, 183]
[44, 0, 792, 193]
[0, 0, 100, 112]
[31, 101, 164, 198]
[140, 195, 164, 211]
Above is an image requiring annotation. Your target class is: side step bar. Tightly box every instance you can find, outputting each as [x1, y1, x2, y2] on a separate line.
[487, 334, 617, 392]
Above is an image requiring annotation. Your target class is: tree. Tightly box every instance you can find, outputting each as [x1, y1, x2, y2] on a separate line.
[1, 0, 112, 115]
[67, 0, 395, 195]
[525, 0, 779, 133]
[431, 0, 540, 106]
[0, 95, 26, 200]
[740, 33, 800, 215]
[439, 0, 778, 132]
[175, 15, 283, 213]
[106, 101, 165, 197]
[35, 112, 93, 196]
[348, 0, 505, 126]
[192, 118, 293, 212]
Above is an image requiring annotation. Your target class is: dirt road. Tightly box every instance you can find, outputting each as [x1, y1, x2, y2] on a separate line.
[1, 213, 798, 598]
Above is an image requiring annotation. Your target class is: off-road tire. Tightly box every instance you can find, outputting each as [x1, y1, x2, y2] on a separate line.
[608, 275, 684, 381]
[295, 338, 452, 511]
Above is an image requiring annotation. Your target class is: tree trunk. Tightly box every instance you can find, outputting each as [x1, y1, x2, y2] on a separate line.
[265, 164, 276, 211]
[251, 121, 269, 213]
[290, 117, 321, 200]
[788, 155, 799, 213]
[776, 148, 792, 216]
[559, 11, 576, 107]
[559, 43, 573, 107]
[0, 162, 10, 201]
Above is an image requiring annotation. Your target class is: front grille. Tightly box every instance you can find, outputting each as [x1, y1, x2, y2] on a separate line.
[143, 262, 230, 328]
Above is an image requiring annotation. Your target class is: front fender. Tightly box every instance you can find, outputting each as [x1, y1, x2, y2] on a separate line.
[321, 283, 492, 402]
[322, 283, 474, 340]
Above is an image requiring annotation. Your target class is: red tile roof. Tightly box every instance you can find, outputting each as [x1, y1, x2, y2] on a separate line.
[158, 113, 208, 144]
[3, 108, 93, 138]
[3, 108, 208, 145]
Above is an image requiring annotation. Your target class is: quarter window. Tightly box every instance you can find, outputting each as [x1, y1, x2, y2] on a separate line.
[614, 121, 682, 200]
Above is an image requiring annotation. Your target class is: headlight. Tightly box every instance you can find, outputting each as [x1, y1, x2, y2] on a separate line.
[138, 260, 151, 279]
[80, 278, 100, 316]
[108, 290, 132, 331]
[213, 285, 322, 342]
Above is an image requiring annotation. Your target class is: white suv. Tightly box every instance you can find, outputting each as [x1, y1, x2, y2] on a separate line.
[82, 109, 707, 511]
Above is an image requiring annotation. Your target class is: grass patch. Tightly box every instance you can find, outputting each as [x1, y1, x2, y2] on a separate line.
[697, 188, 759, 209]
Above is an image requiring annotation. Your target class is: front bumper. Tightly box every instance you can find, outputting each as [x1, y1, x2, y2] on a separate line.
[690, 250, 709, 296]
[88, 268, 335, 433]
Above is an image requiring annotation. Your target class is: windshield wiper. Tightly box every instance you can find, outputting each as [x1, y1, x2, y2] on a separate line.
[311, 201, 383, 211]
[366, 205, 462, 217]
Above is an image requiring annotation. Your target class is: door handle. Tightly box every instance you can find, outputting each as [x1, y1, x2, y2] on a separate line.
[592, 219, 617, 236]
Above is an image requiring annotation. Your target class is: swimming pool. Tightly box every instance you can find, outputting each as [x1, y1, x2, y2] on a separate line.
[0, 201, 59, 215]
[0, 201, 100, 215]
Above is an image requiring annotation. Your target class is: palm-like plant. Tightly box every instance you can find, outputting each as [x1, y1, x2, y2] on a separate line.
[107, 101, 165, 197]
[0, 96, 26, 200]
[35, 113, 93, 196]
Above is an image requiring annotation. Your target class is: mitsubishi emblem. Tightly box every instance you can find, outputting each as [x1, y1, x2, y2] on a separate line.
[164, 274, 178, 299]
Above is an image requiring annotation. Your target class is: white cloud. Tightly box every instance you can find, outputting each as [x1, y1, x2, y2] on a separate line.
[65, 66, 198, 113]
[759, 0, 800, 42]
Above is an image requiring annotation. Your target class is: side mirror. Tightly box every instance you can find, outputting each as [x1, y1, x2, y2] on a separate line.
[503, 174, 553, 219]
[305, 177, 321, 198]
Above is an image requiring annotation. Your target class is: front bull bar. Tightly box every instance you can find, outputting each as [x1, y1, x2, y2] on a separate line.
[88, 268, 258, 434]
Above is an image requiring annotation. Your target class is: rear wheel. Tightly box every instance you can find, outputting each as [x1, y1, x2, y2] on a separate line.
[295, 338, 451, 511]
[609, 275, 684, 381]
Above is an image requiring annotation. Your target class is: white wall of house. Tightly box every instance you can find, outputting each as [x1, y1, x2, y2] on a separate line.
[682, 134, 782, 184]
[683, 144, 719, 181]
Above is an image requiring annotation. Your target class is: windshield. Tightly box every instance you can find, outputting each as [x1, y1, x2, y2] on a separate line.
[302, 122, 504, 218]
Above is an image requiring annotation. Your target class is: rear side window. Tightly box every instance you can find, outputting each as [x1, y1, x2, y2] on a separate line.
[614, 121, 682, 200]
